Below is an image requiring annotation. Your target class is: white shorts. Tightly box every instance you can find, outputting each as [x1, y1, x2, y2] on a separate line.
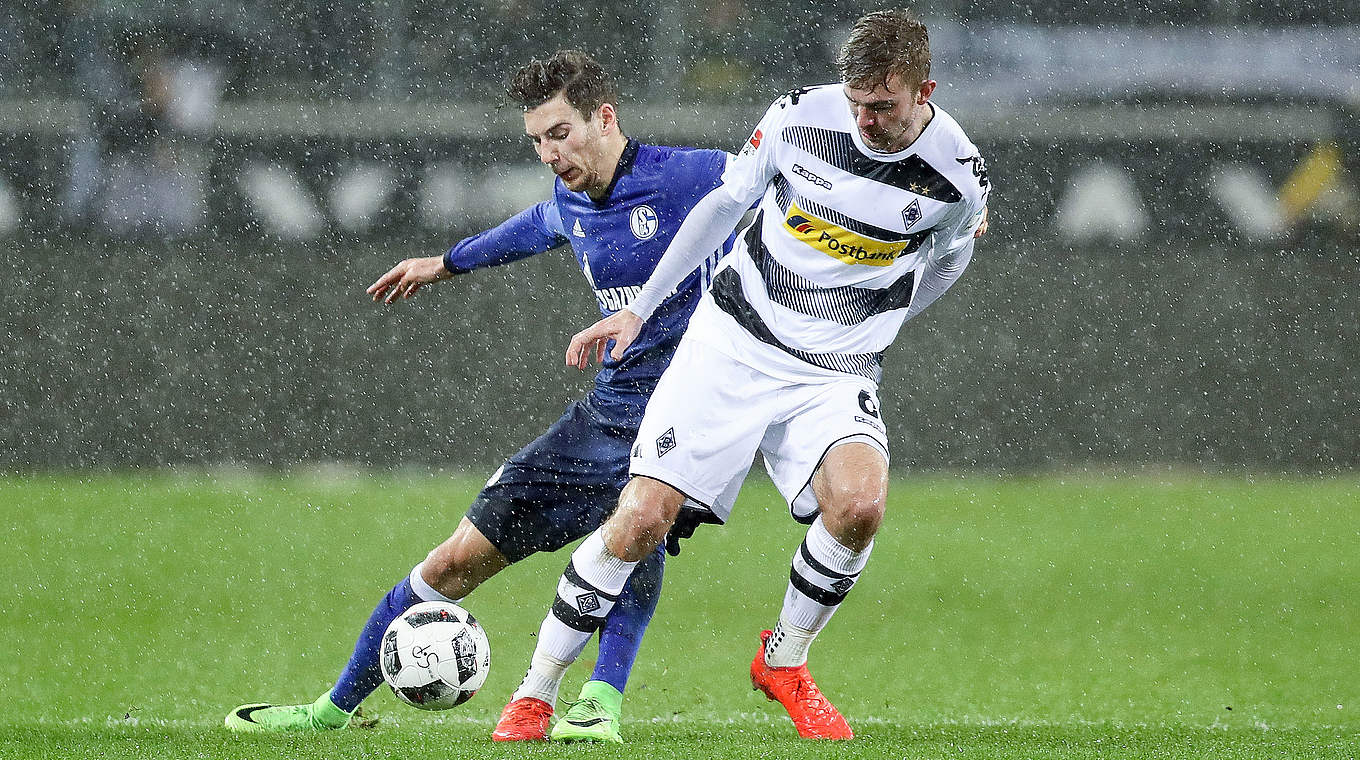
[630, 334, 890, 524]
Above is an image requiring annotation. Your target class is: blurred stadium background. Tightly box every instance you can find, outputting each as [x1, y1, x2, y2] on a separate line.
[1, 1, 1356, 471]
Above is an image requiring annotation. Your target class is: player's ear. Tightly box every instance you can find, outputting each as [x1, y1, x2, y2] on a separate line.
[597, 102, 617, 134]
[917, 80, 937, 104]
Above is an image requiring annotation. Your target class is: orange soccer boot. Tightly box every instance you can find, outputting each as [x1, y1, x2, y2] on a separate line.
[491, 697, 553, 741]
[750, 629, 854, 740]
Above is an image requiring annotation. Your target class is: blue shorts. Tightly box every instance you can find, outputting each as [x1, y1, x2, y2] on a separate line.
[465, 394, 643, 563]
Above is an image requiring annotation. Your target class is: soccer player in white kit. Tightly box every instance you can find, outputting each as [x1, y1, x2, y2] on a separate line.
[516, 10, 990, 739]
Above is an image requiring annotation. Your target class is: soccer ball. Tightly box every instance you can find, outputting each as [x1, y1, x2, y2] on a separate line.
[379, 601, 490, 710]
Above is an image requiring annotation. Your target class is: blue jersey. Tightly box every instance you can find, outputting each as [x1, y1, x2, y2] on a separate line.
[444, 140, 733, 416]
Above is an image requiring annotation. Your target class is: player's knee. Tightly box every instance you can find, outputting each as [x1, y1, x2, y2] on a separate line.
[821, 483, 885, 551]
[607, 477, 684, 560]
[831, 487, 885, 530]
[421, 520, 507, 597]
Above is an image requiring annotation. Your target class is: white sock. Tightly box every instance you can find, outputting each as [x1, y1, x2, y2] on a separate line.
[764, 619, 820, 668]
[515, 530, 637, 701]
[765, 517, 873, 667]
[410, 563, 462, 604]
[511, 649, 571, 706]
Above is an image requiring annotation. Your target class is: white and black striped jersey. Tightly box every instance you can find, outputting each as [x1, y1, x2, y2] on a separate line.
[685, 84, 990, 383]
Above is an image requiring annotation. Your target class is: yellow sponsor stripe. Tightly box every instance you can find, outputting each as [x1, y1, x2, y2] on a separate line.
[783, 203, 904, 266]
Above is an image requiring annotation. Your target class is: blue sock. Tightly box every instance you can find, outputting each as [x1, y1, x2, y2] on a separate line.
[329, 577, 420, 712]
[590, 545, 665, 694]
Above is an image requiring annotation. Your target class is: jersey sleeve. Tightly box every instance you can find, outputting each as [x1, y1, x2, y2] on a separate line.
[443, 201, 568, 274]
[905, 194, 986, 320]
[716, 98, 787, 206]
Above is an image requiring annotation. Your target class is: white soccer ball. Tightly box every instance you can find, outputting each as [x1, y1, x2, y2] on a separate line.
[379, 601, 490, 710]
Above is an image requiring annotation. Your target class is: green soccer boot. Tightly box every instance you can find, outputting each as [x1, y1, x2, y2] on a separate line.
[550, 680, 624, 743]
[225, 691, 361, 732]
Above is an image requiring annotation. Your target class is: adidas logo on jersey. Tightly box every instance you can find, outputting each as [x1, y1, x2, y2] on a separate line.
[783, 203, 906, 266]
[572, 219, 586, 237]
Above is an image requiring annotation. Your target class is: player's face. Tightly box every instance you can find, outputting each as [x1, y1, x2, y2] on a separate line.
[524, 93, 612, 195]
[844, 74, 936, 152]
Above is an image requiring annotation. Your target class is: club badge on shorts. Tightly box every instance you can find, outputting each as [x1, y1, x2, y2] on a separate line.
[656, 427, 677, 457]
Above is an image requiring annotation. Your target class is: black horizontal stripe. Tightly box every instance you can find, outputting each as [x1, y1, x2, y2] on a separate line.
[710, 267, 787, 350]
[551, 597, 602, 633]
[782, 126, 962, 202]
[563, 561, 620, 603]
[789, 567, 850, 607]
[709, 266, 884, 382]
[746, 217, 920, 326]
[798, 540, 861, 581]
[773, 174, 919, 243]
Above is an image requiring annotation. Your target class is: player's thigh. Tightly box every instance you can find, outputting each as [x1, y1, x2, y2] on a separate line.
[761, 380, 890, 524]
[630, 337, 781, 522]
[466, 399, 630, 562]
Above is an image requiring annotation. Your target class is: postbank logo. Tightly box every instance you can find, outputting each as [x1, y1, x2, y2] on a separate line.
[782, 203, 904, 266]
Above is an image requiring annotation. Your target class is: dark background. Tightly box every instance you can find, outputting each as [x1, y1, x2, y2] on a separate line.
[5, 230, 1354, 472]
[1, 2, 1356, 472]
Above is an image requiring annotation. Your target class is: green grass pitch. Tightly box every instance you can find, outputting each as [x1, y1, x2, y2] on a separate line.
[2, 471, 1357, 759]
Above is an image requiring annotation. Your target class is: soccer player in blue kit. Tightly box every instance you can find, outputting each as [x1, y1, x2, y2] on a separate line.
[224, 50, 734, 744]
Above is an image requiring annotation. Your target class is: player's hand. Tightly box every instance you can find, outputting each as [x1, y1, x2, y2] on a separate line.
[366, 255, 452, 304]
[973, 205, 989, 238]
[566, 309, 643, 370]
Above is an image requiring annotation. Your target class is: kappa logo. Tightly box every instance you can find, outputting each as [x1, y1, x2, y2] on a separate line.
[778, 86, 816, 108]
[902, 199, 922, 228]
[656, 427, 677, 458]
[575, 592, 600, 615]
[630, 204, 659, 240]
[854, 415, 886, 434]
[792, 163, 832, 190]
[572, 218, 586, 237]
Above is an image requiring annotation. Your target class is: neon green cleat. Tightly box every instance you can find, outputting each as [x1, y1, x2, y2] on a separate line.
[224, 691, 360, 733]
[550, 680, 624, 744]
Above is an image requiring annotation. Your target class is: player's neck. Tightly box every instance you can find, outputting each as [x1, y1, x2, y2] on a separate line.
[881, 103, 935, 154]
[586, 132, 631, 201]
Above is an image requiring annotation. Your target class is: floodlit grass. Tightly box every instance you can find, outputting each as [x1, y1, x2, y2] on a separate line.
[3, 471, 1357, 759]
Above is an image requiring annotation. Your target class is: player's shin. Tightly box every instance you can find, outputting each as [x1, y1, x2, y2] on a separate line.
[512, 530, 638, 705]
[591, 544, 665, 692]
[329, 564, 462, 712]
[764, 516, 873, 668]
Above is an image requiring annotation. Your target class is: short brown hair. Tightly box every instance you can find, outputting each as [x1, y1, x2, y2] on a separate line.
[836, 9, 931, 92]
[506, 50, 619, 118]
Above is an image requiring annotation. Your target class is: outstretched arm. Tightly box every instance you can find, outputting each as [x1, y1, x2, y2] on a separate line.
[565, 186, 750, 368]
[367, 201, 568, 305]
[367, 255, 452, 303]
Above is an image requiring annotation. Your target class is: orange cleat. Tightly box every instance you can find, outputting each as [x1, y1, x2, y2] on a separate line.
[750, 629, 853, 740]
[491, 697, 553, 741]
